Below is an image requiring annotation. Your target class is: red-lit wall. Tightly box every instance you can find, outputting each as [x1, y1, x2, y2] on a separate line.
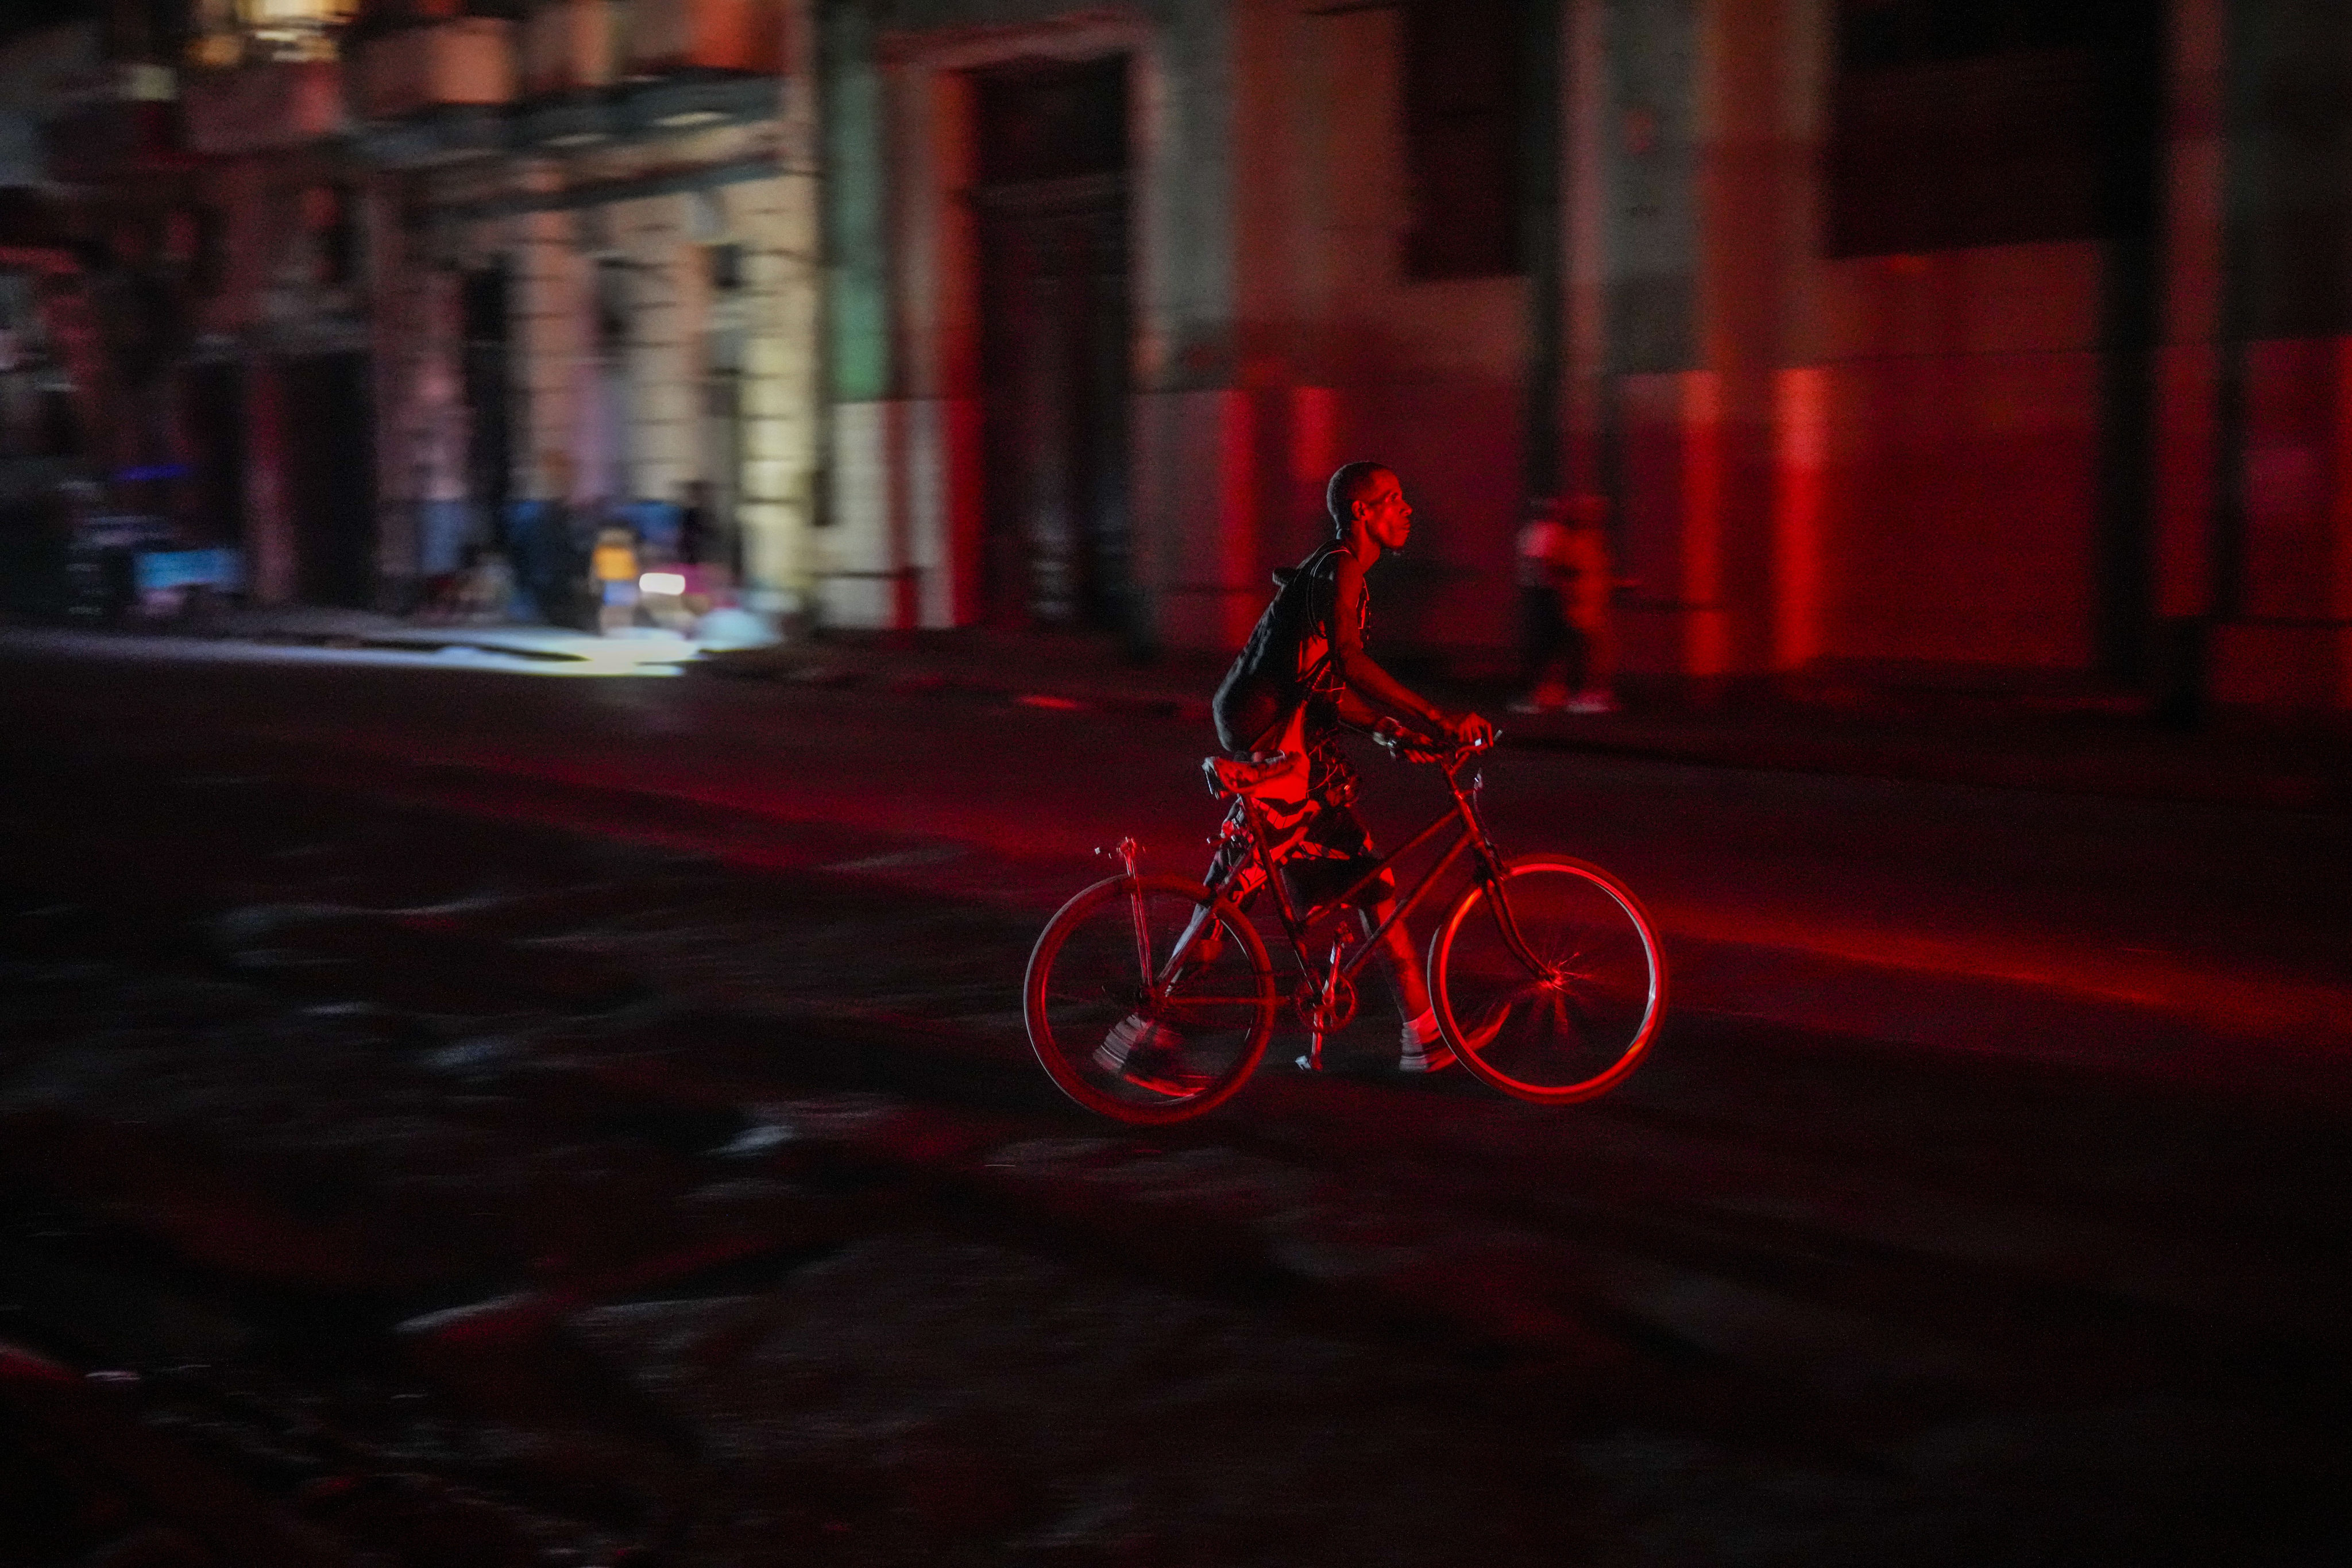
[1812, 243, 2104, 672]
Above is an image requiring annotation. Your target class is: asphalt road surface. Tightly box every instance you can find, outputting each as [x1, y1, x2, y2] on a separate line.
[1, 636, 2346, 1567]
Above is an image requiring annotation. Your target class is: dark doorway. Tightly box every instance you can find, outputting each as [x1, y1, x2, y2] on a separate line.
[972, 55, 1131, 630]
[283, 352, 376, 608]
[181, 360, 243, 546]
[461, 265, 511, 548]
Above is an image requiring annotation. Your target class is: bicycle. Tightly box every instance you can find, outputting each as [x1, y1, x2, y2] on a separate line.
[1023, 731, 1666, 1123]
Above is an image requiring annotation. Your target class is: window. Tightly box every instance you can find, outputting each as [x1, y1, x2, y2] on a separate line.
[303, 183, 357, 287]
[188, 0, 361, 65]
[706, 242, 743, 293]
[1401, 0, 1524, 280]
[1826, 0, 2158, 257]
[971, 55, 1127, 187]
[594, 256, 630, 357]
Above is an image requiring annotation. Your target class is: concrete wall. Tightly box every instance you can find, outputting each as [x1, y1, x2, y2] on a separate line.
[817, 0, 2352, 706]
[827, 0, 1533, 654]
[393, 97, 820, 617]
[1579, 0, 2112, 685]
[1256, 0, 1530, 654]
[1812, 244, 2102, 672]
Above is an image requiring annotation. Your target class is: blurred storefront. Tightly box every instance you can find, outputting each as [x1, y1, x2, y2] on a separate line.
[3, 0, 822, 624]
[350, 0, 821, 623]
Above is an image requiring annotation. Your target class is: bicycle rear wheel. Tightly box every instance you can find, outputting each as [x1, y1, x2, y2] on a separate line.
[1428, 855, 1665, 1103]
[1025, 874, 1276, 1123]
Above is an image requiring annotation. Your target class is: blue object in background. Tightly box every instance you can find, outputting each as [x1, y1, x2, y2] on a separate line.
[504, 498, 578, 624]
[621, 499, 682, 555]
[134, 549, 243, 593]
[418, 499, 477, 577]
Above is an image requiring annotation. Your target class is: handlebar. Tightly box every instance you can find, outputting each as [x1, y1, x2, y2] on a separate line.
[1372, 720, 1496, 766]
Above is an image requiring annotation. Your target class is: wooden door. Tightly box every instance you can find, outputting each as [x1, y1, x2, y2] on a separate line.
[972, 56, 1131, 630]
[283, 352, 376, 608]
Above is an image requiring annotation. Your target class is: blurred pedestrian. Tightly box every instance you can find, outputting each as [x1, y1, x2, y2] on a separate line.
[516, 450, 583, 626]
[1511, 493, 1617, 716]
[455, 544, 513, 623]
[678, 479, 713, 568]
[591, 522, 641, 635]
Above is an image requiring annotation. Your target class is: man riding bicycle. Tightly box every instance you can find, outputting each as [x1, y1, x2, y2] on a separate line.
[1097, 461, 1495, 1085]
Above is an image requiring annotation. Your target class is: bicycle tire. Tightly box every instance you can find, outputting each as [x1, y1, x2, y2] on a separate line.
[1428, 855, 1666, 1104]
[1025, 874, 1277, 1124]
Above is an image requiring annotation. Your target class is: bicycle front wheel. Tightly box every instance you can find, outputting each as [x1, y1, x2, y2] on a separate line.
[1429, 855, 1666, 1104]
[1025, 874, 1276, 1124]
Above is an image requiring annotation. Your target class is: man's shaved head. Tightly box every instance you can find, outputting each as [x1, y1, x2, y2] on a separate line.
[1326, 461, 1393, 528]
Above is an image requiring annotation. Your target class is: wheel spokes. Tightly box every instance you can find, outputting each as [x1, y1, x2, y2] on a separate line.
[1436, 862, 1662, 1100]
[1028, 878, 1276, 1122]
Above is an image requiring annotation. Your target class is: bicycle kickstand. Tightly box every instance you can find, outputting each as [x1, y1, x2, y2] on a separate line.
[1300, 933, 1348, 1074]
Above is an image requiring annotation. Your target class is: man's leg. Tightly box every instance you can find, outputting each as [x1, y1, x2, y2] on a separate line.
[1569, 593, 1618, 713]
[1360, 895, 1453, 1072]
[1095, 831, 1242, 1079]
[1358, 896, 1429, 1017]
[1515, 586, 1569, 711]
[1316, 822, 1450, 1073]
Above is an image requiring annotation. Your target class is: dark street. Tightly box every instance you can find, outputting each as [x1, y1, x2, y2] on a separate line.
[2, 637, 2347, 1566]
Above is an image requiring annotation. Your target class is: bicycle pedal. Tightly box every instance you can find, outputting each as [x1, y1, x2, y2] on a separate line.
[1293, 1053, 1321, 1072]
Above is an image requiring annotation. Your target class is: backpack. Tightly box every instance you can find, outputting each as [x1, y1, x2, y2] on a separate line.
[1212, 542, 1349, 755]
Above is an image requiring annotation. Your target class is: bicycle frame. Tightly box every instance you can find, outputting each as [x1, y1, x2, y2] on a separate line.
[1216, 751, 1515, 1029]
[1036, 743, 1664, 1118]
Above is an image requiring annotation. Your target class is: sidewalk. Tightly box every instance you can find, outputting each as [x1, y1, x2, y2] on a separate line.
[705, 625, 2352, 816]
[0, 603, 717, 674]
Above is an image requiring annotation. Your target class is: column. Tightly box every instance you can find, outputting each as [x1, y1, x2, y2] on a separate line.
[1598, 0, 1824, 685]
[243, 357, 294, 604]
[369, 180, 469, 602]
[509, 161, 581, 505]
[2148, 0, 2229, 715]
[735, 172, 822, 620]
[623, 193, 695, 509]
[2207, 0, 2352, 710]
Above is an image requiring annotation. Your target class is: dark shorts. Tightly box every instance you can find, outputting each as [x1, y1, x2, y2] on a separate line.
[1208, 746, 1395, 913]
[1279, 798, 1393, 911]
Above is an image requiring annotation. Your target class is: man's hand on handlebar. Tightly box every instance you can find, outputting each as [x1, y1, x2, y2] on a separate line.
[1446, 711, 1497, 751]
[1374, 713, 1497, 761]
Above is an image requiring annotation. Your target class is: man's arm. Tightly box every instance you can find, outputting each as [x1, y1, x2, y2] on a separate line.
[1327, 549, 1479, 741]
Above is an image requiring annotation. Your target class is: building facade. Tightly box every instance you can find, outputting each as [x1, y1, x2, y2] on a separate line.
[816, 0, 2352, 712]
[3, 0, 824, 622]
[351, 0, 820, 618]
[6, 0, 2350, 710]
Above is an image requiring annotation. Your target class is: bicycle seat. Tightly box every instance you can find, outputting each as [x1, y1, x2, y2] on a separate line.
[1203, 751, 1308, 801]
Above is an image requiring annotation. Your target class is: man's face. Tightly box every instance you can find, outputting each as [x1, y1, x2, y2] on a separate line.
[1355, 470, 1412, 550]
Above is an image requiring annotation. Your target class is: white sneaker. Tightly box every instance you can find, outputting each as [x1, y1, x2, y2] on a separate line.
[1397, 1010, 1455, 1074]
[1093, 1013, 1170, 1075]
[1399, 1040, 1456, 1073]
[1094, 1014, 1209, 1095]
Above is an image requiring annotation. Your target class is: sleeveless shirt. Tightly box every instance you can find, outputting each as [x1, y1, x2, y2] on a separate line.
[1212, 541, 1366, 756]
